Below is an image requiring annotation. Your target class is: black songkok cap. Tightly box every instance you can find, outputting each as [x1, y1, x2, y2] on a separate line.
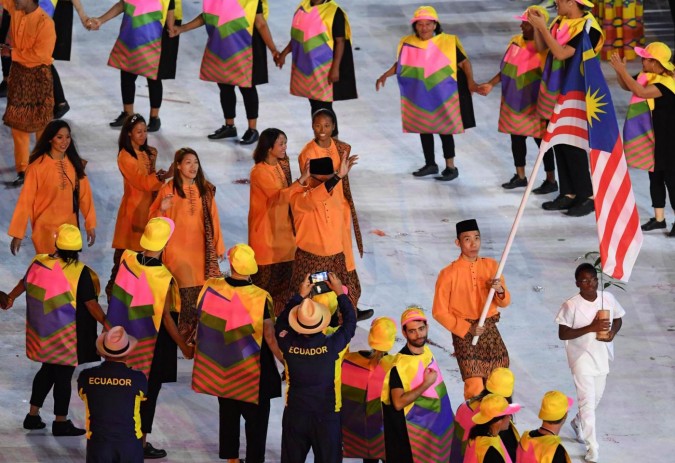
[456, 219, 479, 237]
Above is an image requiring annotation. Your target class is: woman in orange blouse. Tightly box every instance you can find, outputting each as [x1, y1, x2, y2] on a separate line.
[249, 129, 307, 314]
[8, 119, 96, 255]
[105, 114, 170, 301]
[149, 147, 225, 340]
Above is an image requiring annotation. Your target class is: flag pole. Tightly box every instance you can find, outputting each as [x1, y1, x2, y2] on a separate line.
[471, 144, 553, 346]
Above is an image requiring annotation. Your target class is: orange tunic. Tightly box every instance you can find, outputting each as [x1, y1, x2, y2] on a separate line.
[290, 180, 345, 257]
[149, 180, 225, 288]
[8, 155, 96, 254]
[111, 148, 162, 251]
[432, 256, 510, 338]
[2, 2, 55, 67]
[248, 162, 302, 266]
[298, 139, 356, 270]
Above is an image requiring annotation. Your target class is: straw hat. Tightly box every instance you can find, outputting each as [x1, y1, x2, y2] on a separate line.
[140, 217, 174, 252]
[472, 394, 522, 425]
[538, 391, 574, 421]
[289, 298, 331, 335]
[635, 42, 675, 72]
[368, 317, 397, 352]
[55, 224, 82, 251]
[228, 243, 258, 276]
[486, 368, 515, 398]
[410, 6, 439, 24]
[96, 326, 138, 358]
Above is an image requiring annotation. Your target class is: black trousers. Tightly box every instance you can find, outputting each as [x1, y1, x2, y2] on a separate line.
[30, 363, 76, 416]
[86, 439, 143, 463]
[218, 397, 271, 462]
[52, 64, 66, 105]
[649, 170, 675, 210]
[554, 144, 593, 198]
[139, 364, 162, 434]
[219, 84, 259, 120]
[510, 135, 555, 171]
[309, 99, 338, 136]
[281, 408, 342, 463]
[120, 70, 163, 108]
[420, 134, 455, 165]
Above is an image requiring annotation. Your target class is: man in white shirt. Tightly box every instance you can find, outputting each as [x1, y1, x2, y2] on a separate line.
[555, 263, 625, 463]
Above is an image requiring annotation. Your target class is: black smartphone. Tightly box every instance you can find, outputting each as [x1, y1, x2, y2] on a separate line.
[310, 271, 331, 295]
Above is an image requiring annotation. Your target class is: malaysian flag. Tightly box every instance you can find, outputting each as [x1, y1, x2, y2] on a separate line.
[539, 23, 642, 281]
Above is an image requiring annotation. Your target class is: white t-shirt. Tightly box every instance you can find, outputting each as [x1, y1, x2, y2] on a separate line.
[555, 291, 625, 376]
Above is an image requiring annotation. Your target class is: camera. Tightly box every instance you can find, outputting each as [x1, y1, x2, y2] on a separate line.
[310, 271, 331, 295]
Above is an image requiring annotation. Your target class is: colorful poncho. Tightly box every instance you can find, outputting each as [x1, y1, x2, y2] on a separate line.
[517, 432, 571, 463]
[38, 0, 57, 17]
[108, 0, 171, 80]
[537, 13, 603, 120]
[498, 35, 546, 138]
[465, 435, 512, 463]
[24, 255, 99, 367]
[107, 250, 178, 378]
[192, 278, 273, 404]
[396, 33, 466, 135]
[199, 0, 268, 86]
[623, 72, 675, 171]
[381, 346, 454, 463]
[341, 351, 395, 460]
[289, 0, 351, 102]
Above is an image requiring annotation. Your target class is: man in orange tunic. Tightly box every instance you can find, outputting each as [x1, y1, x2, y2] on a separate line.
[432, 219, 511, 400]
[1, 0, 55, 186]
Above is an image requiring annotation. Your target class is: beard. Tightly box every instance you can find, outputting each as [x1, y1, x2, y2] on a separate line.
[408, 336, 427, 348]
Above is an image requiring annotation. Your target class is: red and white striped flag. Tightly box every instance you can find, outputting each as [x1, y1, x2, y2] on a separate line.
[538, 27, 642, 281]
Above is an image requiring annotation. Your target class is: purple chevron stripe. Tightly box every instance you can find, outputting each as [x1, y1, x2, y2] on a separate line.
[197, 323, 260, 368]
[406, 394, 454, 437]
[623, 110, 652, 141]
[118, 15, 163, 50]
[541, 57, 562, 94]
[291, 41, 333, 76]
[205, 26, 251, 62]
[107, 298, 157, 340]
[501, 76, 540, 112]
[398, 75, 457, 113]
[26, 295, 75, 338]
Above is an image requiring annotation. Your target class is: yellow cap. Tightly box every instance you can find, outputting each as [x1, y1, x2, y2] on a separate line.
[472, 394, 522, 425]
[575, 0, 595, 8]
[538, 391, 574, 421]
[312, 291, 338, 315]
[228, 243, 258, 276]
[400, 306, 427, 331]
[368, 317, 396, 352]
[516, 5, 549, 24]
[635, 42, 675, 72]
[140, 218, 174, 252]
[486, 368, 515, 398]
[55, 224, 82, 251]
[410, 6, 439, 24]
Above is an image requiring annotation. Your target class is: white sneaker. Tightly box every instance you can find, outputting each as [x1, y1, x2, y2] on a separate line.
[585, 448, 599, 462]
[571, 416, 585, 443]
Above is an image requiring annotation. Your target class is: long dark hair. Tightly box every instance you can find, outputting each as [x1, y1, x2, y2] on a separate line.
[29, 120, 86, 179]
[55, 249, 80, 267]
[468, 417, 503, 440]
[252, 128, 287, 164]
[118, 114, 150, 158]
[172, 148, 210, 199]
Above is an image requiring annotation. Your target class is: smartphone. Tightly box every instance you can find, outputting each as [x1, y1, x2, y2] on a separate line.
[310, 271, 331, 295]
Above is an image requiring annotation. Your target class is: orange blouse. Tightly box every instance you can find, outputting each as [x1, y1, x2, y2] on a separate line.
[290, 180, 346, 257]
[432, 256, 511, 338]
[149, 180, 225, 288]
[2, 1, 55, 67]
[8, 155, 96, 254]
[298, 139, 356, 270]
[111, 148, 162, 251]
[248, 162, 302, 266]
